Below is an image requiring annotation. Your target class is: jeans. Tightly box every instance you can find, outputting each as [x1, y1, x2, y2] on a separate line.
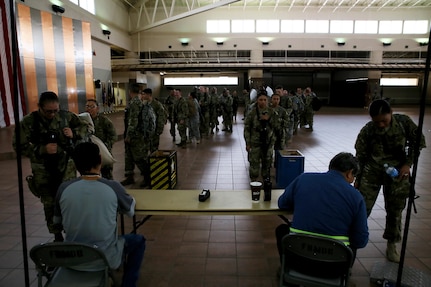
[122, 234, 146, 287]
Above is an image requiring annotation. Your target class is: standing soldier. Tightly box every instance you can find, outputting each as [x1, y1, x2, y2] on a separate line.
[13, 91, 87, 242]
[242, 89, 250, 120]
[355, 99, 426, 263]
[208, 87, 220, 134]
[270, 93, 289, 151]
[85, 99, 117, 179]
[164, 87, 177, 142]
[197, 86, 210, 138]
[220, 88, 233, 133]
[301, 87, 316, 131]
[121, 83, 150, 188]
[142, 88, 167, 153]
[244, 91, 278, 182]
[173, 88, 189, 148]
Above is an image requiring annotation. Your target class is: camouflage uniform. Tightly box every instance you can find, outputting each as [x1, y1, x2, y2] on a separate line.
[300, 92, 315, 129]
[124, 96, 149, 180]
[13, 110, 87, 235]
[272, 105, 289, 150]
[220, 91, 233, 132]
[355, 114, 426, 242]
[244, 106, 278, 180]
[92, 114, 117, 179]
[174, 96, 189, 146]
[164, 93, 177, 140]
[280, 94, 294, 144]
[149, 99, 167, 153]
[208, 89, 220, 134]
[198, 90, 210, 137]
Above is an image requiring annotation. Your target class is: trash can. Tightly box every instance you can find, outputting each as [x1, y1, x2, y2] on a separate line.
[276, 150, 304, 189]
[149, 150, 177, 189]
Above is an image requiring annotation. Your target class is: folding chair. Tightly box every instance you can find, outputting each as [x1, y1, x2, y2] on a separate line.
[279, 233, 353, 287]
[30, 242, 114, 287]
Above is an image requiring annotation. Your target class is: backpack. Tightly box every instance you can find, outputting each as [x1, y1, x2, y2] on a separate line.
[311, 96, 322, 111]
[139, 103, 156, 137]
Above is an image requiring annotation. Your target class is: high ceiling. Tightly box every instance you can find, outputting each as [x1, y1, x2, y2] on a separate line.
[120, 0, 431, 32]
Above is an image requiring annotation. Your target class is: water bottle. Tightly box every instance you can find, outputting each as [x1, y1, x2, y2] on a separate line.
[263, 178, 272, 201]
[384, 163, 399, 178]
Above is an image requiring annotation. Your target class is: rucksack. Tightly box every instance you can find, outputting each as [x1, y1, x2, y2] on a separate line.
[311, 96, 322, 111]
[139, 103, 156, 137]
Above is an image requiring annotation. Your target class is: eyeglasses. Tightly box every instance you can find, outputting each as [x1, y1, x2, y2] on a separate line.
[41, 108, 59, 115]
[85, 105, 97, 109]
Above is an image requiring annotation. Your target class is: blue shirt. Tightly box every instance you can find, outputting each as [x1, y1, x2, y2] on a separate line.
[278, 170, 369, 248]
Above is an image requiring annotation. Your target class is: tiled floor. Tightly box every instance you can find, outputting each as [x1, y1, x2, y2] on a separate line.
[0, 105, 430, 286]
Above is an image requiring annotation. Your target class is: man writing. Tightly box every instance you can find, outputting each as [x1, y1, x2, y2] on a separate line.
[275, 152, 369, 266]
[54, 142, 145, 287]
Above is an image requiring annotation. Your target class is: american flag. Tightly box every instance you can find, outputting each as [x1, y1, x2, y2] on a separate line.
[0, 0, 25, 128]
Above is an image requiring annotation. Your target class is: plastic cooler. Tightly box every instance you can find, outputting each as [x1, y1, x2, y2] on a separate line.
[149, 150, 177, 189]
[276, 150, 304, 189]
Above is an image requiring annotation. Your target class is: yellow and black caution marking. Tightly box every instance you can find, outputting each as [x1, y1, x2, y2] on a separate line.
[149, 150, 177, 189]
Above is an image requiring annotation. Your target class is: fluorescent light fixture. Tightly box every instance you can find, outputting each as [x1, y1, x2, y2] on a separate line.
[346, 77, 368, 82]
[164, 77, 238, 86]
[380, 78, 418, 86]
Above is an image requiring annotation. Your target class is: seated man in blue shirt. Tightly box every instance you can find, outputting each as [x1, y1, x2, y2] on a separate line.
[276, 152, 369, 265]
[54, 142, 145, 287]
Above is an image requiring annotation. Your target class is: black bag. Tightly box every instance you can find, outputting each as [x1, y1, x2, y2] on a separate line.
[26, 175, 40, 198]
[311, 96, 322, 111]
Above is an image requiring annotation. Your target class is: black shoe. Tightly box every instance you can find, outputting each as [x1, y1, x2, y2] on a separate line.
[54, 233, 64, 242]
[120, 176, 135, 186]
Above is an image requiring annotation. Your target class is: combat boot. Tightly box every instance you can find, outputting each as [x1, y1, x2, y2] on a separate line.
[386, 241, 400, 263]
[120, 175, 135, 186]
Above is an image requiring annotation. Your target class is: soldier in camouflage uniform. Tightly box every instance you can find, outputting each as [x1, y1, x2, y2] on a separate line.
[276, 85, 294, 145]
[354, 99, 426, 263]
[197, 86, 210, 138]
[270, 93, 289, 151]
[300, 87, 316, 131]
[121, 83, 150, 187]
[13, 91, 87, 241]
[220, 88, 233, 132]
[173, 88, 189, 148]
[244, 91, 278, 181]
[142, 88, 167, 153]
[208, 87, 220, 134]
[85, 99, 117, 179]
[164, 87, 177, 142]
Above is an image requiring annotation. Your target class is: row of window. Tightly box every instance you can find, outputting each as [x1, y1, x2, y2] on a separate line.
[69, 0, 95, 15]
[207, 19, 429, 35]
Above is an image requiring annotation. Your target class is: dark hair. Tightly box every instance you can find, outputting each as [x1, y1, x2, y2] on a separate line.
[167, 87, 174, 91]
[190, 91, 197, 99]
[369, 99, 391, 117]
[130, 83, 141, 94]
[275, 85, 283, 90]
[143, 88, 152, 94]
[38, 91, 59, 106]
[329, 152, 359, 176]
[72, 142, 101, 175]
[257, 90, 268, 97]
[86, 99, 98, 106]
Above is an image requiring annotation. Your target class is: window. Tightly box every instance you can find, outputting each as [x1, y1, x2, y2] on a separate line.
[305, 20, 329, 33]
[330, 20, 353, 34]
[281, 20, 304, 33]
[231, 20, 255, 33]
[354, 21, 378, 34]
[256, 20, 279, 33]
[207, 20, 230, 33]
[379, 21, 403, 34]
[403, 20, 429, 34]
[380, 78, 418, 86]
[164, 77, 238, 86]
[68, 0, 95, 14]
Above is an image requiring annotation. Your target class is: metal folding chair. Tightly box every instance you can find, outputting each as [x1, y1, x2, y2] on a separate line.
[30, 242, 114, 287]
[279, 233, 353, 287]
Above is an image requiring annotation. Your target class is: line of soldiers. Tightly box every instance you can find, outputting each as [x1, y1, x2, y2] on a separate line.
[163, 86, 239, 149]
[243, 85, 318, 182]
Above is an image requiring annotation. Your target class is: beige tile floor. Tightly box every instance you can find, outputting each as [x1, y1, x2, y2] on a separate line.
[0, 105, 430, 286]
